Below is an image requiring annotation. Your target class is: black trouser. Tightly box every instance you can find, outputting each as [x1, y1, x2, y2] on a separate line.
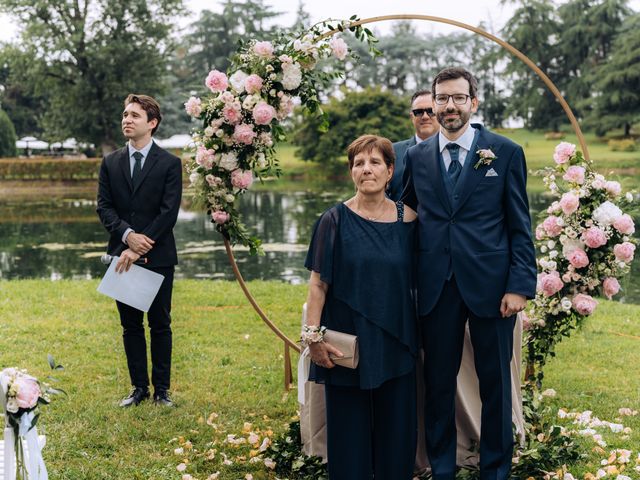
[116, 266, 174, 392]
[422, 276, 515, 480]
[324, 371, 417, 480]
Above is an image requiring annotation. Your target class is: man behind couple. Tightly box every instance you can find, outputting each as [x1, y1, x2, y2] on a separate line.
[303, 66, 537, 480]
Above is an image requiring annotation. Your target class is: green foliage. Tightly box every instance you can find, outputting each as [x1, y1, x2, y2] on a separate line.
[0, 107, 17, 157]
[0, 0, 183, 151]
[608, 138, 637, 152]
[265, 421, 327, 479]
[0, 157, 101, 180]
[292, 87, 413, 164]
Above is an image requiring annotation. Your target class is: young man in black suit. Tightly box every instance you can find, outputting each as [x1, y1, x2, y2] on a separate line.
[97, 94, 182, 407]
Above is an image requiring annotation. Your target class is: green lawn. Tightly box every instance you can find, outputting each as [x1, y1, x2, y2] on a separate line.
[0, 280, 639, 479]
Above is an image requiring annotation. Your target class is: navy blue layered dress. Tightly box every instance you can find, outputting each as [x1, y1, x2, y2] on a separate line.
[305, 201, 418, 480]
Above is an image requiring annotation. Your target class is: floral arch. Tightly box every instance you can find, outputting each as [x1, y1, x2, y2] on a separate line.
[184, 14, 636, 389]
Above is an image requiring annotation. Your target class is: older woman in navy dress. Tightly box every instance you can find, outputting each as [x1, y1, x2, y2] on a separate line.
[303, 135, 418, 479]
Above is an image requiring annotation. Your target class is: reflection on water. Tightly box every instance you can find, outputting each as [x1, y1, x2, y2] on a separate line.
[0, 187, 639, 302]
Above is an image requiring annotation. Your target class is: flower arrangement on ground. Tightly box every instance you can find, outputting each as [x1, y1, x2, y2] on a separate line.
[184, 18, 378, 254]
[525, 142, 637, 385]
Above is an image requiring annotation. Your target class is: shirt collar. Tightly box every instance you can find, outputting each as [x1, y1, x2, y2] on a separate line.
[438, 124, 476, 153]
[128, 139, 154, 159]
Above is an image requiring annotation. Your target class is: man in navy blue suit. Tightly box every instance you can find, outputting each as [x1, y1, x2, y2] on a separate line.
[402, 67, 536, 480]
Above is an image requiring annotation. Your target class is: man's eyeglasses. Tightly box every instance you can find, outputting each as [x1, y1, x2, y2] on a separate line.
[411, 108, 435, 118]
[434, 94, 471, 105]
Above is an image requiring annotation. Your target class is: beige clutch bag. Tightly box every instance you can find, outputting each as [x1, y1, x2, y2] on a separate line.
[324, 329, 359, 369]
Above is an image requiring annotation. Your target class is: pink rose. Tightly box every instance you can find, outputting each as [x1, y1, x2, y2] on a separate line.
[605, 181, 622, 197]
[553, 142, 576, 164]
[572, 293, 598, 315]
[562, 166, 585, 184]
[195, 146, 215, 169]
[614, 242, 636, 263]
[253, 41, 274, 58]
[205, 69, 229, 93]
[542, 216, 563, 237]
[535, 225, 546, 240]
[278, 54, 293, 63]
[566, 248, 589, 268]
[184, 96, 202, 117]
[252, 101, 277, 125]
[329, 36, 348, 60]
[602, 277, 621, 300]
[581, 226, 607, 249]
[222, 103, 242, 125]
[244, 74, 264, 94]
[15, 376, 41, 410]
[231, 169, 254, 190]
[537, 271, 564, 297]
[613, 214, 635, 235]
[233, 123, 257, 145]
[560, 192, 580, 215]
[211, 210, 230, 224]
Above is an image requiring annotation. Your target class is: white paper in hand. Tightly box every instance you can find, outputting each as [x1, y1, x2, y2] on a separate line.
[97, 257, 164, 312]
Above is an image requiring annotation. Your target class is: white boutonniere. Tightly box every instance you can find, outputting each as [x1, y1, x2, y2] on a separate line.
[474, 148, 497, 170]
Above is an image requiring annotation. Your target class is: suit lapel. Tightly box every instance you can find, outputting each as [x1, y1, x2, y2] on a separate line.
[132, 141, 160, 194]
[119, 145, 134, 191]
[453, 127, 488, 214]
[423, 140, 452, 214]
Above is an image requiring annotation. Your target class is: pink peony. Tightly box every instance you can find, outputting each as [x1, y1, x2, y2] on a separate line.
[602, 277, 621, 300]
[329, 36, 348, 60]
[605, 181, 622, 197]
[566, 248, 589, 268]
[614, 242, 636, 263]
[553, 142, 576, 164]
[572, 293, 598, 315]
[581, 226, 608, 249]
[613, 214, 635, 235]
[184, 96, 202, 117]
[252, 101, 277, 125]
[537, 271, 564, 297]
[14, 376, 41, 410]
[560, 192, 580, 215]
[211, 210, 230, 224]
[244, 74, 264, 94]
[562, 166, 585, 184]
[195, 147, 215, 170]
[205, 70, 229, 93]
[253, 41, 274, 58]
[231, 169, 254, 190]
[542, 216, 563, 237]
[222, 103, 242, 125]
[233, 123, 257, 145]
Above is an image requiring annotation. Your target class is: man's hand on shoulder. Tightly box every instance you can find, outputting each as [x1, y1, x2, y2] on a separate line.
[115, 249, 141, 273]
[500, 293, 526, 318]
[127, 232, 155, 255]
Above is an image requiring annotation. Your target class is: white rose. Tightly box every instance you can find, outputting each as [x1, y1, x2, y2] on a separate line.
[242, 94, 260, 110]
[281, 62, 302, 90]
[561, 298, 572, 310]
[549, 250, 558, 259]
[592, 200, 622, 226]
[204, 126, 215, 137]
[547, 240, 556, 249]
[225, 194, 235, 203]
[219, 152, 239, 171]
[625, 192, 633, 202]
[540, 246, 548, 253]
[229, 70, 248, 93]
[189, 172, 200, 186]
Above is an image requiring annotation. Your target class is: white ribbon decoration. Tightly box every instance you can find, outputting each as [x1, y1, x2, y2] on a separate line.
[1, 371, 48, 480]
[297, 347, 311, 405]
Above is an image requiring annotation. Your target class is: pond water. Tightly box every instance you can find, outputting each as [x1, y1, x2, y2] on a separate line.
[1, 184, 639, 303]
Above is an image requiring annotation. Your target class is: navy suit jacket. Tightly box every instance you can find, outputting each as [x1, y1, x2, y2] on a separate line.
[387, 136, 417, 201]
[97, 142, 183, 267]
[402, 125, 536, 318]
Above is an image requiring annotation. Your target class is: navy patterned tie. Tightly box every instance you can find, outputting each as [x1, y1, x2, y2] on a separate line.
[446, 143, 461, 185]
[132, 151, 143, 186]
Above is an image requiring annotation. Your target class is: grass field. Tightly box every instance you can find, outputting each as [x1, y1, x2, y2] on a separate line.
[0, 279, 638, 479]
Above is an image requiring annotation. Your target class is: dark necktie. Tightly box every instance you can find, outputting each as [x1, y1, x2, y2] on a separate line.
[132, 151, 143, 186]
[446, 143, 461, 185]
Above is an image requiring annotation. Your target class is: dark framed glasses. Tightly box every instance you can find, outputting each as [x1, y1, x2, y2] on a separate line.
[434, 94, 471, 105]
[411, 108, 435, 118]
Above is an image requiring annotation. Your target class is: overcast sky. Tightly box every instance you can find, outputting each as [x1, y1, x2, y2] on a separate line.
[1, 0, 638, 42]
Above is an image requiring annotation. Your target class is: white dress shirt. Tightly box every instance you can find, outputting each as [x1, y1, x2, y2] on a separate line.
[438, 125, 477, 170]
[122, 139, 154, 244]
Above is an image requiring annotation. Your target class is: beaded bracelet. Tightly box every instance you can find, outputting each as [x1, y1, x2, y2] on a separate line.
[300, 325, 326, 346]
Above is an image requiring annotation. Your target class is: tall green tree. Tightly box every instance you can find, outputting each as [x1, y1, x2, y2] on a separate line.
[293, 87, 412, 164]
[0, 107, 17, 157]
[501, 0, 565, 130]
[584, 13, 640, 137]
[0, 0, 183, 152]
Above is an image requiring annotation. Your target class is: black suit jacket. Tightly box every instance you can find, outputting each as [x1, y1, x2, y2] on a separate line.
[387, 136, 417, 201]
[97, 141, 182, 267]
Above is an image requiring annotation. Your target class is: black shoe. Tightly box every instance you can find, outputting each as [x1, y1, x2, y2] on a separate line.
[153, 390, 175, 407]
[119, 387, 150, 407]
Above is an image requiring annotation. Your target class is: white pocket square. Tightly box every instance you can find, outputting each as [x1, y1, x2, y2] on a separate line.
[485, 168, 498, 177]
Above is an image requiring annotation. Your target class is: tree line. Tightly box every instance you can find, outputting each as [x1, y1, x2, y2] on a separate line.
[0, 0, 637, 157]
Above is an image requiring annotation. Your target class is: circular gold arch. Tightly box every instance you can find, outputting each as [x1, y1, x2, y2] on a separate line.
[224, 14, 589, 389]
